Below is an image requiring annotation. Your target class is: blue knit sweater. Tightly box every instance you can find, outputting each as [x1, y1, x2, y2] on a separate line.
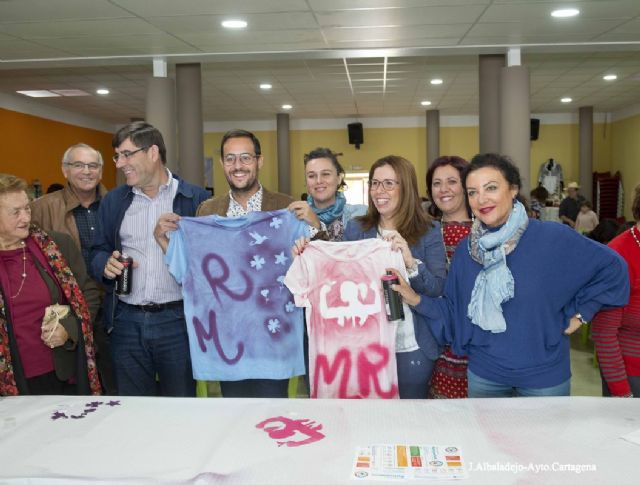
[414, 219, 629, 388]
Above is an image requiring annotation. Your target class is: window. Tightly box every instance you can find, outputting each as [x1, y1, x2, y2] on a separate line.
[343, 172, 369, 205]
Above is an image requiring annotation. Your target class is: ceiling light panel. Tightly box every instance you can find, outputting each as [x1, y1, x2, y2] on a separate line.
[16, 90, 61, 97]
[551, 9, 580, 18]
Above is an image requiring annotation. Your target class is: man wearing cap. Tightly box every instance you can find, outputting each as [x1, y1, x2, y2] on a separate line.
[559, 181, 586, 228]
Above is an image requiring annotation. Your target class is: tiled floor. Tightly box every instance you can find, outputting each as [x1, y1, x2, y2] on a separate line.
[570, 329, 603, 397]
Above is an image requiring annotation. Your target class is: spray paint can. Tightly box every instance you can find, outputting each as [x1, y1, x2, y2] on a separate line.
[115, 252, 133, 295]
[381, 271, 404, 322]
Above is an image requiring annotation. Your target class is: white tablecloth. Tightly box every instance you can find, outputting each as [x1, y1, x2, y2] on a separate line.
[0, 396, 638, 484]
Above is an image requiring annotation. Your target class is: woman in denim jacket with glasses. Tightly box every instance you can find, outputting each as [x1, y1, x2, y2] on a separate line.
[343, 155, 447, 399]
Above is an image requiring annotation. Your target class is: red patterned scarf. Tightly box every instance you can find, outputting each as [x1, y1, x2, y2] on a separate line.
[0, 226, 101, 395]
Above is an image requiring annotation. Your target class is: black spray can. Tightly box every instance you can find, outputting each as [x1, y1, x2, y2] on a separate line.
[115, 252, 133, 295]
[381, 271, 404, 322]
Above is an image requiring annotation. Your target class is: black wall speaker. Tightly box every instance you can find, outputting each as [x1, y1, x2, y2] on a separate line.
[530, 118, 540, 141]
[348, 122, 364, 149]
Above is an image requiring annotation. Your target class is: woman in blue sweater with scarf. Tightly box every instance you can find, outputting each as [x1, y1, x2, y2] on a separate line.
[391, 153, 629, 397]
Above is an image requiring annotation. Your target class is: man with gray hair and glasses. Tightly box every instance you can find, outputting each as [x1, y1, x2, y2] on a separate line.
[31, 143, 115, 393]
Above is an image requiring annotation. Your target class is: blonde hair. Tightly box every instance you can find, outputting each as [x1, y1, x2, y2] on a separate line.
[0, 174, 28, 197]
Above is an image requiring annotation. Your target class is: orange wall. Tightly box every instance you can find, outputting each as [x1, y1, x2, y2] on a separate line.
[1, 108, 116, 191]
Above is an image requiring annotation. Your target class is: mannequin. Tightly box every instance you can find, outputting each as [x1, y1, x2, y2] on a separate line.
[538, 158, 564, 199]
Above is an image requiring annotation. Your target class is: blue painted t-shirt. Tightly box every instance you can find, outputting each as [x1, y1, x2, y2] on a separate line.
[166, 209, 309, 381]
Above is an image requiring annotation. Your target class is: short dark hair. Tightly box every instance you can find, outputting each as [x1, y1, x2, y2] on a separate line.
[530, 185, 549, 202]
[46, 183, 65, 193]
[304, 147, 347, 190]
[464, 153, 524, 204]
[588, 219, 621, 244]
[580, 200, 592, 210]
[220, 129, 261, 158]
[112, 122, 167, 164]
[426, 155, 469, 218]
[633, 184, 640, 222]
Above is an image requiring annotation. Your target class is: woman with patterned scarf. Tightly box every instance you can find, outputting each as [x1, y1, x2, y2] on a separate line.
[0, 174, 101, 396]
[288, 147, 367, 242]
[390, 154, 629, 398]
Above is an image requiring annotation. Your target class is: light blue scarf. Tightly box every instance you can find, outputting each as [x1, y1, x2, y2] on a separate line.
[467, 200, 529, 333]
[307, 191, 347, 225]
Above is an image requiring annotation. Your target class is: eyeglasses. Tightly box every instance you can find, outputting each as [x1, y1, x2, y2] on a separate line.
[222, 153, 257, 166]
[369, 179, 400, 191]
[112, 146, 149, 163]
[64, 162, 102, 171]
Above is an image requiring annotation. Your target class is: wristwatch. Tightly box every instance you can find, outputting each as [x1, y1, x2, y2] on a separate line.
[575, 313, 589, 325]
[407, 258, 422, 278]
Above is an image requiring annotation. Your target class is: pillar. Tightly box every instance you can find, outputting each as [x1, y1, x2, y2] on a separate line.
[176, 63, 204, 187]
[426, 109, 440, 166]
[578, 106, 594, 203]
[146, 58, 177, 173]
[500, 49, 531, 195]
[479, 54, 505, 153]
[277, 113, 291, 195]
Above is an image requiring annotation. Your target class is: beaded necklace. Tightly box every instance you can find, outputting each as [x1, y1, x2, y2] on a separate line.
[631, 225, 640, 249]
[7, 241, 27, 299]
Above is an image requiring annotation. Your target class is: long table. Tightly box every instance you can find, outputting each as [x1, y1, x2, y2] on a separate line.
[0, 396, 637, 484]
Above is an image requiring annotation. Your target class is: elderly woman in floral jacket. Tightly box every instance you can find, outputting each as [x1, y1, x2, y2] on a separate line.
[0, 174, 101, 395]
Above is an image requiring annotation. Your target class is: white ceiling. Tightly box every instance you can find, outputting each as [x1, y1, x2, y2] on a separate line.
[1, 0, 640, 124]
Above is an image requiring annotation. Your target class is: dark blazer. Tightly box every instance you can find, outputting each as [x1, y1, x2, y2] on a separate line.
[343, 219, 447, 360]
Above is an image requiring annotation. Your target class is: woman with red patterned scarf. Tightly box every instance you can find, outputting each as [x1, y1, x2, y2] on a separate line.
[426, 156, 471, 398]
[0, 174, 101, 396]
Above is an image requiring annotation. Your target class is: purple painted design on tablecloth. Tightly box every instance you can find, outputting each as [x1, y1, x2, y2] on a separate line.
[50, 400, 121, 421]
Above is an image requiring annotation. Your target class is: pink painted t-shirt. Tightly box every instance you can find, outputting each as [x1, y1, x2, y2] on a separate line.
[284, 239, 405, 399]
